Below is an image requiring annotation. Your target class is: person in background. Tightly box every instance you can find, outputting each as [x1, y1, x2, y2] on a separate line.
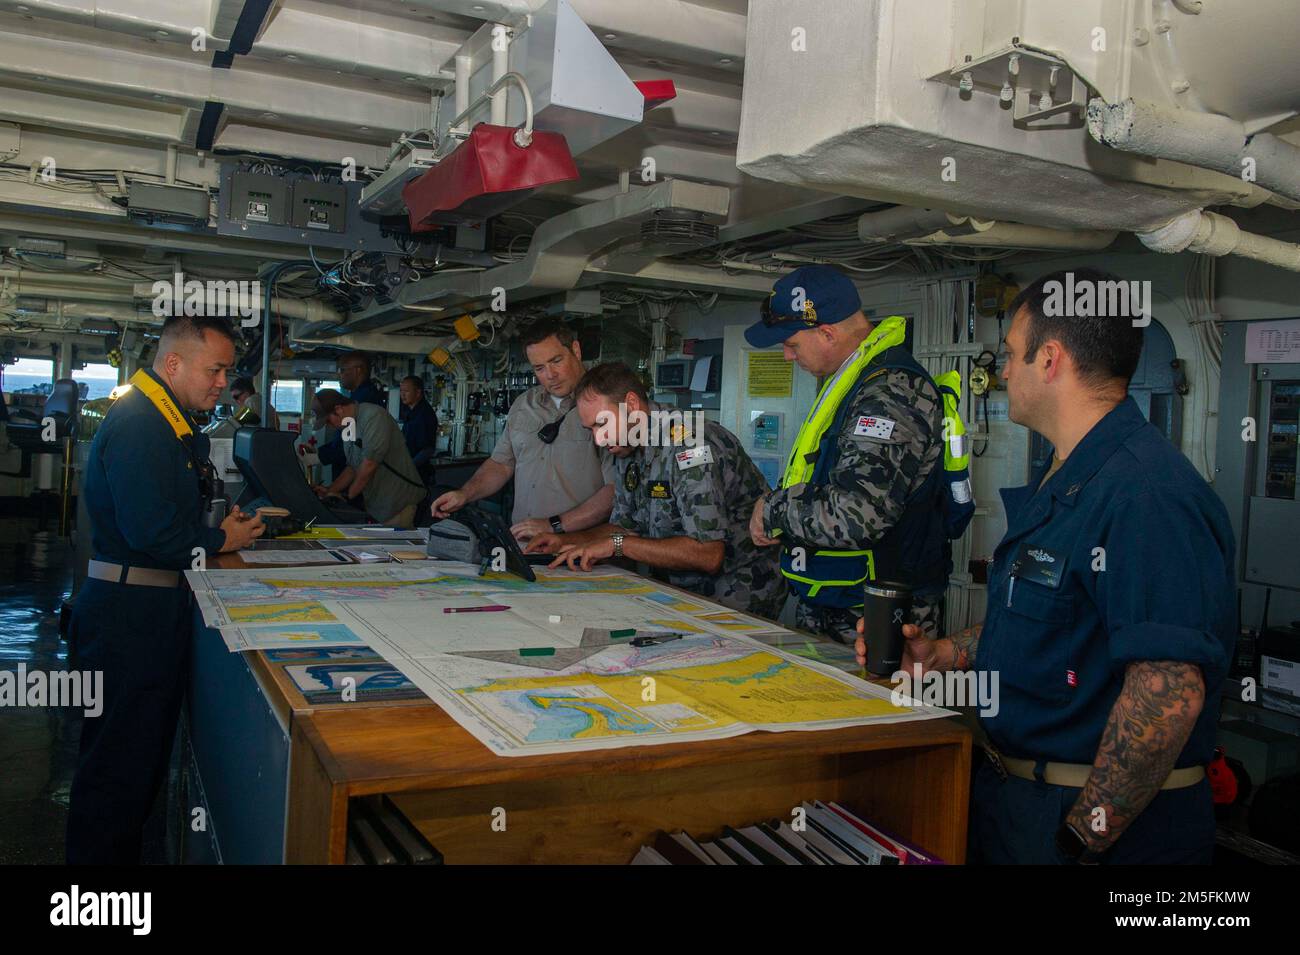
[68, 314, 264, 863]
[229, 375, 279, 429]
[430, 319, 615, 542]
[399, 375, 439, 482]
[337, 351, 385, 407]
[312, 388, 425, 528]
[319, 352, 385, 475]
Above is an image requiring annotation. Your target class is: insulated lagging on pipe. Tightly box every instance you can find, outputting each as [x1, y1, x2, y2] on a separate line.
[1088, 98, 1300, 205]
[1139, 210, 1300, 273]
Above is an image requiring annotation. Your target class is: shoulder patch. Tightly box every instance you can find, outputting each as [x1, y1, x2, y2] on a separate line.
[675, 445, 714, 470]
[853, 415, 896, 440]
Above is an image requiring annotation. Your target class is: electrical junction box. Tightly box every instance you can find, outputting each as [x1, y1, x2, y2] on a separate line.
[229, 171, 288, 225]
[453, 315, 481, 342]
[291, 180, 347, 233]
[126, 181, 211, 227]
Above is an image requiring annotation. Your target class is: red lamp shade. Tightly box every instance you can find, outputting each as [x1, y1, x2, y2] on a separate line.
[404, 123, 579, 228]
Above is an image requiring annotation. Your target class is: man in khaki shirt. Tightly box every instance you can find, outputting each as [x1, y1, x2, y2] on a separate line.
[430, 319, 615, 541]
[313, 389, 425, 528]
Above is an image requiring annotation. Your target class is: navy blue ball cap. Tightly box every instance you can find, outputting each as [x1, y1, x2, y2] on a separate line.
[743, 265, 864, 348]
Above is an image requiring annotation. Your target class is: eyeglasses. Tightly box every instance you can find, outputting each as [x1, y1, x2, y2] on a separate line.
[759, 293, 820, 329]
[537, 409, 568, 445]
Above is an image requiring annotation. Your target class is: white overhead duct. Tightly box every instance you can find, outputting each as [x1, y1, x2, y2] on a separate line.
[856, 207, 1116, 250]
[736, 0, 1297, 235]
[338, 177, 731, 336]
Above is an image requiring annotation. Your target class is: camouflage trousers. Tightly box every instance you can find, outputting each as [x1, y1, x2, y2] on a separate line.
[794, 595, 944, 645]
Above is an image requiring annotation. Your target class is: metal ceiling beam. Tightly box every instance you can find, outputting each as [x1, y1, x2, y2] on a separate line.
[250, 1, 463, 88]
[408, 0, 747, 70]
[0, 210, 313, 262]
[0, 27, 428, 146]
[0, 0, 235, 51]
[336, 177, 731, 335]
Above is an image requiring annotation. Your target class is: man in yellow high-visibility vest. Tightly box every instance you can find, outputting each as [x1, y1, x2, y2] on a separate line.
[746, 265, 952, 644]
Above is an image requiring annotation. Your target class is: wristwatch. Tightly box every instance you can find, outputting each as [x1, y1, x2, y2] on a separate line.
[549, 514, 564, 534]
[611, 533, 625, 558]
[1055, 821, 1103, 865]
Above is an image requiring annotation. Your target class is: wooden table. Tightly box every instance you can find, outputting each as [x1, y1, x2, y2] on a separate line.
[194, 551, 972, 864]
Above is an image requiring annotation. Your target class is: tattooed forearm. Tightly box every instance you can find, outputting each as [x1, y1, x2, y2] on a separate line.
[948, 624, 982, 670]
[1067, 660, 1205, 853]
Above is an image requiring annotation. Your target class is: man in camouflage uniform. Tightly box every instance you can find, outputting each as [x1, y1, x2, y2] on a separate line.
[526, 361, 786, 619]
[746, 265, 949, 643]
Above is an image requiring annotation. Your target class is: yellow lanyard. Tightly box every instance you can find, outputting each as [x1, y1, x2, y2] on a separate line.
[128, 369, 193, 441]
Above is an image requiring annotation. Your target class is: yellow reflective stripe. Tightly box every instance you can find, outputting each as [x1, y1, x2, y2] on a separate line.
[784, 548, 876, 588]
[782, 570, 871, 588]
[781, 315, 908, 489]
[934, 369, 970, 471]
[128, 369, 192, 441]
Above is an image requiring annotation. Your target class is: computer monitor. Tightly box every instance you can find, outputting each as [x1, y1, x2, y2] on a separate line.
[232, 428, 367, 524]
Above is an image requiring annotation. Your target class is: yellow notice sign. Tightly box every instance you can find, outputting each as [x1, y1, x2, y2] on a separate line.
[747, 351, 794, 398]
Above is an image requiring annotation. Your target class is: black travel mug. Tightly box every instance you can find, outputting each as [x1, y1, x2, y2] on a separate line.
[860, 581, 913, 676]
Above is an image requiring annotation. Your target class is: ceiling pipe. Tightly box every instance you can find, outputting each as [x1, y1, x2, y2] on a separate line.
[906, 220, 1119, 251]
[0, 268, 137, 291]
[128, 283, 342, 324]
[286, 322, 457, 356]
[9, 301, 157, 325]
[1138, 210, 1300, 273]
[858, 207, 979, 243]
[1088, 99, 1300, 205]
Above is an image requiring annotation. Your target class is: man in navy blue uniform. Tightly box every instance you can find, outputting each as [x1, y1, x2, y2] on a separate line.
[858, 268, 1235, 864]
[398, 375, 439, 480]
[68, 314, 264, 864]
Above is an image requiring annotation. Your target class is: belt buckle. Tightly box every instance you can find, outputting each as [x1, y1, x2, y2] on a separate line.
[983, 745, 1009, 782]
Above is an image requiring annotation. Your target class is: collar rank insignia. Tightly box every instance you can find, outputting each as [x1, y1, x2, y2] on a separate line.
[648, 481, 670, 500]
